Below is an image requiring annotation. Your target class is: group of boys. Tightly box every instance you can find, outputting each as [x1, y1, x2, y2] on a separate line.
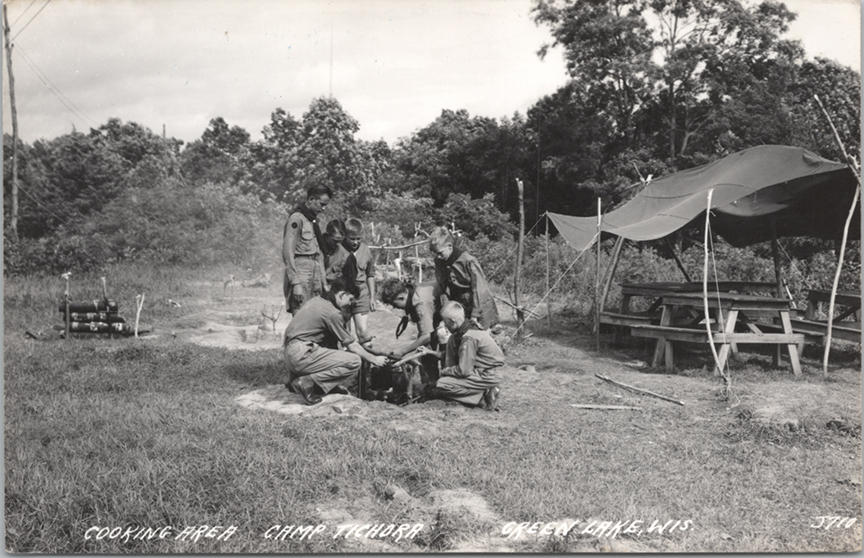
[281, 185, 504, 410]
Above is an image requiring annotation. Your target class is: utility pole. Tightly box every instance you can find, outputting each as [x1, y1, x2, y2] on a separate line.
[328, 11, 334, 98]
[3, 3, 19, 242]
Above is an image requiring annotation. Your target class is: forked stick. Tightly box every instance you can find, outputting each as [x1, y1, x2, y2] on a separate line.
[135, 293, 145, 339]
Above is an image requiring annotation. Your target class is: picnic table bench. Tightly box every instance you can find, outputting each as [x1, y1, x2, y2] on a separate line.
[602, 281, 781, 341]
[628, 291, 805, 376]
[787, 289, 862, 344]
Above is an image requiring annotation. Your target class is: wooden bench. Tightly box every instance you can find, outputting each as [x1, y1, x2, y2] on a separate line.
[630, 324, 805, 372]
[788, 319, 861, 344]
[600, 311, 657, 327]
[600, 311, 659, 344]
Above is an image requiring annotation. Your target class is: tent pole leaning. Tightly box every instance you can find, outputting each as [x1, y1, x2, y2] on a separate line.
[814, 94, 862, 375]
[599, 235, 625, 318]
[664, 237, 692, 283]
[545, 212, 552, 328]
[596, 198, 602, 352]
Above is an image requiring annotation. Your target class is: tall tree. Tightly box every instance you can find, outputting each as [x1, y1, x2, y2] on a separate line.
[180, 117, 251, 188]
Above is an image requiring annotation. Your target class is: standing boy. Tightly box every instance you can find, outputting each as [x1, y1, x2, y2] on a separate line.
[329, 218, 377, 345]
[429, 226, 499, 329]
[282, 185, 331, 315]
[322, 219, 347, 286]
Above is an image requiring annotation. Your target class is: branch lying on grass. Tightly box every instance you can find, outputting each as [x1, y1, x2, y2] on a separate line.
[571, 404, 642, 411]
[595, 373, 685, 406]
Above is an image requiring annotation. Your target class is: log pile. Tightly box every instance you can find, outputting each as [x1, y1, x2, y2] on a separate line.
[59, 276, 136, 337]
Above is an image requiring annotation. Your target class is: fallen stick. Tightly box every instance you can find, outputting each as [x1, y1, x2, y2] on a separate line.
[571, 404, 642, 411]
[595, 373, 685, 406]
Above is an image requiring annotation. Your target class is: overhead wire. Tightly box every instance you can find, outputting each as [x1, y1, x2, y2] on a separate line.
[10, 0, 50, 41]
[15, 44, 97, 127]
[10, 0, 39, 28]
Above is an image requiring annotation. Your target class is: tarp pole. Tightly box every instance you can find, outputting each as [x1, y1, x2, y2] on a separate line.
[599, 236, 625, 317]
[702, 190, 726, 382]
[515, 179, 526, 340]
[595, 198, 602, 352]
[545, 212, 552, 328]
[814, 94, 862, 375]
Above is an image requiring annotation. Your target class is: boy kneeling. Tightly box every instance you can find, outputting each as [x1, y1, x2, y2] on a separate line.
[421, 301, 503, 411]
[283, 277, 387, 405]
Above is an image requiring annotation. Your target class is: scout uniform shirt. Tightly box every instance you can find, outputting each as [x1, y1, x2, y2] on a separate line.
[282, 208, 326, 289]
[434, 249, 500, 329]
[283, 296, 356, 350]
[441, 322, 505, 378]
[327, 242, 376, 292]
[406, 282, 441, 338]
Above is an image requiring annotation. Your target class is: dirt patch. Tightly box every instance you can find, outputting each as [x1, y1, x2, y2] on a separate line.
[235, 386, 367, 416]
[188, 321, 285, 351]
[742, 374, 862, 430]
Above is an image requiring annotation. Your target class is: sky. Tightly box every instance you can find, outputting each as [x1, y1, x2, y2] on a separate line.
[1, 0, 860, 147]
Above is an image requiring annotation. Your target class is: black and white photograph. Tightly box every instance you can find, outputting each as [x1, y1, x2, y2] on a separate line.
[3, 0, 861, 553]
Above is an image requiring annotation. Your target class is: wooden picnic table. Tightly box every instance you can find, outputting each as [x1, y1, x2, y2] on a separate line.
[628, 291, 805, 376]
[789, 289, 862, 344]
[602, 281, 780, 335]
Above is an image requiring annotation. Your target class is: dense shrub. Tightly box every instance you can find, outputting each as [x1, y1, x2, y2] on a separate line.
[4, 180, 287, 275]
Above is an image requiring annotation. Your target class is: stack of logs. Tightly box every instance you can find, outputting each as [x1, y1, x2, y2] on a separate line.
[60, 277, 134, 337]
[59, 300, 133, 336]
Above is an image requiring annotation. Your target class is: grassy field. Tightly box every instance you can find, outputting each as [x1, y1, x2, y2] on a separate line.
[4, 263, 862, 553]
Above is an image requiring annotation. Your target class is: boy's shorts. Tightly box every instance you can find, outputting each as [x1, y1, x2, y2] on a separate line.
[350, 284, 371, 315]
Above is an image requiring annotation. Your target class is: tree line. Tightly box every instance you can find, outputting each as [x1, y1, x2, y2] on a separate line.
[3, 0, 860, 274]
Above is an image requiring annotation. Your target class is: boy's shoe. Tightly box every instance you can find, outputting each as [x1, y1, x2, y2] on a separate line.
[330, 385, 350, 395]
[285, 370, 297, 392]
[292, 377, 322, 405]
[482, 386, 501, 411]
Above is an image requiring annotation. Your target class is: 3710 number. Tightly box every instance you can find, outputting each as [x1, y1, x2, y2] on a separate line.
[810, 517, 858, 529]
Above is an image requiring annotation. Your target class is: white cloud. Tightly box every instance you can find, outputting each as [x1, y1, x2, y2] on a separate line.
[2, 0, 857, 145]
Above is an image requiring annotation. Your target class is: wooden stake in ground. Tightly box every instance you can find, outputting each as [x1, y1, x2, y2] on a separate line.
[135, 293, 145, 339]
[102, 277, 112, 339]
[262, 304, 282, 338]
[814, 94, 862, 375]
[514, 179, 526, 339]
[61, 272, 72, 340]
[595, 373, 685, 406]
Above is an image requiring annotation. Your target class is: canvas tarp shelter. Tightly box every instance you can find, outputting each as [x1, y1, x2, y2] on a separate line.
[547, 145, 860, 251]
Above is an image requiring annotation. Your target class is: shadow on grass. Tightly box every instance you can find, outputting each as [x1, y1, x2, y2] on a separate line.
[222, 356, 286, 387]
